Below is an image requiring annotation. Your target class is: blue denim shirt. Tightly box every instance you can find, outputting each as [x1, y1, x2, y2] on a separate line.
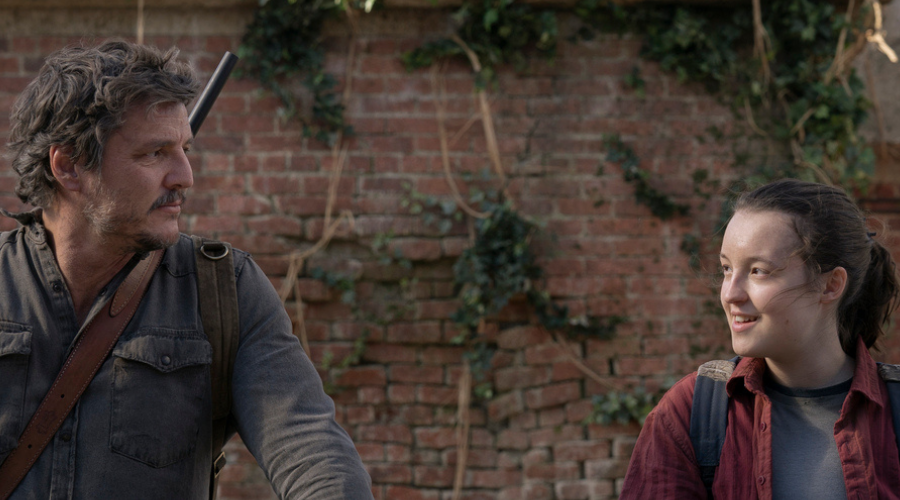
[0, 211, 372, 499]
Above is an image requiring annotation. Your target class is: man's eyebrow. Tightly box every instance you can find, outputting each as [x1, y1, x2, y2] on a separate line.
[140, 137, 194, 150]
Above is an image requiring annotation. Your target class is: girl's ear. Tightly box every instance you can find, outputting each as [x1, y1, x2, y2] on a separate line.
[821, 266, 848, 305]
[48, 145, 83, 192]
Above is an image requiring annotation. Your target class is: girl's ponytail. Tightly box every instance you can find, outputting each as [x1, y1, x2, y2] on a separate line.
[839, 240, 900, 355]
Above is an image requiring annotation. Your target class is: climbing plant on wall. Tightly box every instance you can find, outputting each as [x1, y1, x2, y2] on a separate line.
[239, 0, 895, 427]
[578, 0, 881, 193]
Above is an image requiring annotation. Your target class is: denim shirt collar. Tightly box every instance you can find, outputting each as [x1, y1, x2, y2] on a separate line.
[1, 207, 48, 245]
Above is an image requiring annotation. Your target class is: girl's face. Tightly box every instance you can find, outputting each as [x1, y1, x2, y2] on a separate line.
[719, 210, 830, 362]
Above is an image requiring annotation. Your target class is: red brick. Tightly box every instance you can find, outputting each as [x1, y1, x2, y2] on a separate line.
[525, 382, 582, 410]
[468, 469, 523, 488]
[643, 336, 690, 356]
[414, 427, 456, 449]
[488, 391, 524, 421]
[413, 465, 455, 487]
[417, 385, 459, 406]
[217, 194, 272, 215]
[335, 366, 387, 387]
[388, 384, 417, 404]
[364, 344, 417, 363]
[586, 423, 641, 440]
[387, 322, 442, 344]
[524, 342, 582, 365]
[584, 458, 630, 480]
[358, 424, 413, 444]
[529, 425, 586, 447]
[367, 464, 413, 484]
[553, 440, 611, 462]
[246, 215, 303, 237]
[391, 238, 442, 261]
[494, 366, 550, 391]
[384, 486, 440, 500]
[525, 461, 581, 481]
[615, 356, 669, 376]
[391, 365, 444, 384]
[496, 325, 546, 350]
[358, 387, 386, 405]
[356, 443, 385, 461]
[497, 430, 530, 450]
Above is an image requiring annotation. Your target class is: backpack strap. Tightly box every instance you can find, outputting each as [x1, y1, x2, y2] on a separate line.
[877, 362, 900, 462]
[192, 236, 240, 500]
[690, 356, 739, 499]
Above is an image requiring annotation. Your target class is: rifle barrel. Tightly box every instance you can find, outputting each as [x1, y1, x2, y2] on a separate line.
[189, 51, 239, 136]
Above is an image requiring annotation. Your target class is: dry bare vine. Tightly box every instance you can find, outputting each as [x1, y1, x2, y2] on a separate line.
[752, 0, 772, 85]
[451, 360, 472, 500]
[277, 4, 359, 354]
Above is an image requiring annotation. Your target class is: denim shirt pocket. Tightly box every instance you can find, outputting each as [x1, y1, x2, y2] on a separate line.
[0, 325, 32, 463]
[109, 331, 211, 468]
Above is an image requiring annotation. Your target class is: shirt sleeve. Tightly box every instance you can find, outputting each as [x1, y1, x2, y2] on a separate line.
[619, 373, 708, 499]
[228, 254, 373, 499]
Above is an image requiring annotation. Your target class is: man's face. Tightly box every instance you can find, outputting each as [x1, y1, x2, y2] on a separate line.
[81, 101, 193, 253]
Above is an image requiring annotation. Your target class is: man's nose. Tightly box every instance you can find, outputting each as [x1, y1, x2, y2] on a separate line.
[166, 149, 193, 190]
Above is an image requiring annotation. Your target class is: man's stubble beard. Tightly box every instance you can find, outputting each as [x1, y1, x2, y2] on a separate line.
[82, 184, 186, 254]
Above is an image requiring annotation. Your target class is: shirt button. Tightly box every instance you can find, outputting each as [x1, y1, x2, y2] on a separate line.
[161, 355, 172, 366]
[760, 422, 767, 431]
[61, 433, 71, 442]
[758, 476, 766, 485]
[51, 282, 62, 293]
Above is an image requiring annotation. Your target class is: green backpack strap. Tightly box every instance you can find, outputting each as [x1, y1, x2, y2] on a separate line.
[877, 363, 900, 461]
[690, 357, 739, 499]
[192, 235, 240, 500]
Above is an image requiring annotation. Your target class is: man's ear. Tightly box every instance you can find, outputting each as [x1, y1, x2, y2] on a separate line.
[821, 266, 848, 305]
[49, 145, 83, 192]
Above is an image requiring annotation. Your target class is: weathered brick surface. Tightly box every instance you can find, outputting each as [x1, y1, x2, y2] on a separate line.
[4, 4, 900, 500]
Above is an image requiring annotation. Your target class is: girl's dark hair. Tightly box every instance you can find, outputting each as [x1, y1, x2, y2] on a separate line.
[734, 179, 900, 356]
[6, 40, 199, 208]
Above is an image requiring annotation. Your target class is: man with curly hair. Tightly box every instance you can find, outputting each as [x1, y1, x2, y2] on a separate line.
[0, 40, 372, 499]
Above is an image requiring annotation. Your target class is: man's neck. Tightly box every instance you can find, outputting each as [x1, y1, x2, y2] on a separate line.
[42, 207, 134, 325]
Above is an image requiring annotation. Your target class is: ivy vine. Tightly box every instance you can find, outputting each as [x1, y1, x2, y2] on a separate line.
[579, 0, 877, 193]
[402, 0, 557, 86]
[237, 0, 352, 144]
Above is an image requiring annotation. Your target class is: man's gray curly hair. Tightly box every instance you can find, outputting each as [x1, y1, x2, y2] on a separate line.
[6, 40, 200, 208]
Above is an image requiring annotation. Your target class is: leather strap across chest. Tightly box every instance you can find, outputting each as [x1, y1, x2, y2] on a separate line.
[0, 249, 164, 500]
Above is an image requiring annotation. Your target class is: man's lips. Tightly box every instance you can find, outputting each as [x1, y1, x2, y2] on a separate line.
[149, 191, 187, 213]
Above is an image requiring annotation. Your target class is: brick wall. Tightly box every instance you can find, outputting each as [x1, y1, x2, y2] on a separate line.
[2, 4, 900, 500]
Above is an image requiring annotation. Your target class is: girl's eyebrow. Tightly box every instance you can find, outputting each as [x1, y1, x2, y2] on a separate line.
[719, 253, 780, 268]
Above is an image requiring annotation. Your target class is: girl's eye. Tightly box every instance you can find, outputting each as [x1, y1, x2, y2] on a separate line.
[751, 267, 770, 276]
[720, 264, 732, 275]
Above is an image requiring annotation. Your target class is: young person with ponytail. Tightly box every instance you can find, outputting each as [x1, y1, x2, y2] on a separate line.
[621, 179, 900, 499]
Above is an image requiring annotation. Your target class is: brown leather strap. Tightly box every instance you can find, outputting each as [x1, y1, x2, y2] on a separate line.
[0, 250, 164, 500]
[192, 235, 239, 500]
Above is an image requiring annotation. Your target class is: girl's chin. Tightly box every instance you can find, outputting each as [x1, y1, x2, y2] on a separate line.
[730, 338, 762, 359]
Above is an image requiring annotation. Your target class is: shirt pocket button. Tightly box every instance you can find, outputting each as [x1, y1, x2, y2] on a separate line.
[161, 355, 172, 366]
